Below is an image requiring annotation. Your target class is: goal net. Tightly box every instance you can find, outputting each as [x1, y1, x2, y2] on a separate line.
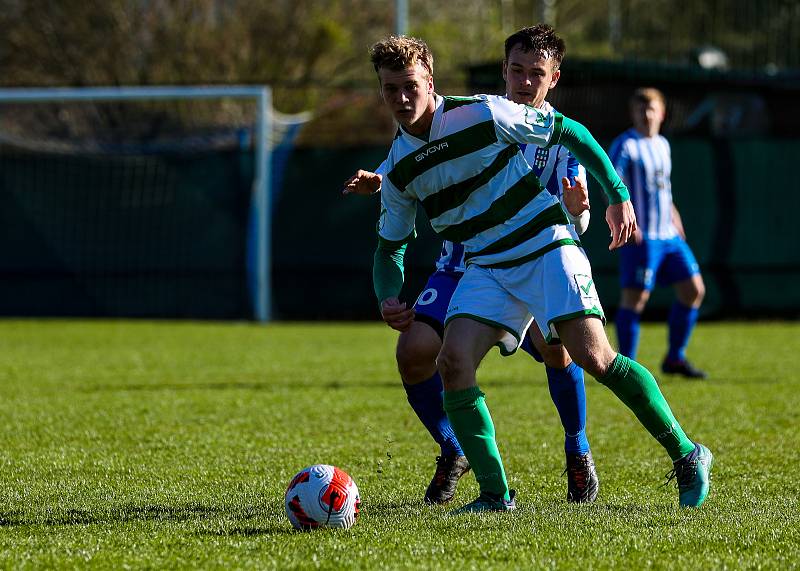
[0, 86, 306, 321]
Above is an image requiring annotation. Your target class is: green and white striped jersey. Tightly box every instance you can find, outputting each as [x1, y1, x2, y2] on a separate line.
[378, 93, 578, 268]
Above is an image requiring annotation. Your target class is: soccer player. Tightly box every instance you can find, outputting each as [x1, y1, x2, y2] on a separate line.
[344, 26, 598, 506]
[363, 34, 713, 512]
[610, 88, 707, 378]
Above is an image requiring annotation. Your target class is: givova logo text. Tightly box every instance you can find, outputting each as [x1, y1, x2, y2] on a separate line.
[415, 142, 448, 162]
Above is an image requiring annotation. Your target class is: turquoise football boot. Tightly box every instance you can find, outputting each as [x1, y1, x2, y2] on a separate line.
[665, 443, 713, 507]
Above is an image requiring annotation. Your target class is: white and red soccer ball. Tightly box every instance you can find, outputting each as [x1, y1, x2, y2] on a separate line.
[284, 464, 361, 530]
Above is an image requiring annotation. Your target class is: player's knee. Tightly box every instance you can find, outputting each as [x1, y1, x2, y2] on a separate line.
[677, 276, 705, 307]
[570, 346, 615, 378]
[436, 344, 471, 386]
[634, 293, 650, 313]
[540, 344, 572, 369]
[690, 278, 706, 306]
[396, 335, 438, 384]
[621, 288, 649, 313]
[574, 354, 605, 378]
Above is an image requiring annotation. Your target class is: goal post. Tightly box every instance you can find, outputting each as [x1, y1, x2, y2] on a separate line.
[0, 85, 280, 322]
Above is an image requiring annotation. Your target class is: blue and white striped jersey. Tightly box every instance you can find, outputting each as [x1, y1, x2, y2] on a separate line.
[434, 102, 584, 273]
[435, 240, 467, 273]
[609, 128, 676, 240]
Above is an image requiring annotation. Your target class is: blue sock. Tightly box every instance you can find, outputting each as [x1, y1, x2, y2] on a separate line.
[666, 302, 699, 362]
[546, 363, 590, 455]
[615, 307, 641, 359]
[403, 372, 463, 456]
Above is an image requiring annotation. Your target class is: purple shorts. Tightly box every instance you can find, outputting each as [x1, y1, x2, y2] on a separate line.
[412, 271, 461, 339]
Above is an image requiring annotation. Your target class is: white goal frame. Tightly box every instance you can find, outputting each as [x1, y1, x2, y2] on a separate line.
[0, 85, 274, 322]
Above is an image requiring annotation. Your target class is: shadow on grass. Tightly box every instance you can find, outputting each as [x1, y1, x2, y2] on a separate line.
[197, 524, 297, 537]
[588, 503, 662, 515]
[363, 500, 419, 512]
[0, 504, 256, 527]
[83, 380, 399, 393]
[656, 374, 777, 386]
[541, 501, 690, 524]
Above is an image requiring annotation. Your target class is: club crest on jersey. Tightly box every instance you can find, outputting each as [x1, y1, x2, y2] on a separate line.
[533, 147, 549, 169]
[524, 106, 548, 127]
[415, 141, 448, 162]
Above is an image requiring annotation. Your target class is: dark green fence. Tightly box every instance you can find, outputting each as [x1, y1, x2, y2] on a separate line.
[274, 138, 800, 320]
[2, 138, 797, 320]
[0, 147, 252, 318]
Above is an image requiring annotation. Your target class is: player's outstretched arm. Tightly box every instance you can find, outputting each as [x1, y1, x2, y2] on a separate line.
[343, 170, 382, 195]
[556, 116, 637, 249]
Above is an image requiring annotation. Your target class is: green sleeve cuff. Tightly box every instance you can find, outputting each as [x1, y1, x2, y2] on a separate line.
[547, 112, 564, 148]
[558, 116, 630, 204]
[373, 233, 413, 304]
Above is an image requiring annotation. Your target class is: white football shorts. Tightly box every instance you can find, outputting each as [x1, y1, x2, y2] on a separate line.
[444, 243, 604, 354]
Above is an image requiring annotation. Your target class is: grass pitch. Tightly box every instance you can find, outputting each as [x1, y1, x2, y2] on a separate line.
[0, 319, 798, 569]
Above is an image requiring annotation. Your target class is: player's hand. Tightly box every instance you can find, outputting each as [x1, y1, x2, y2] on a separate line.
[343, 170, 382, 195]
[380, 297, 415, 332]
[561, 176, 589, 217]
[605, 200, 637, 250]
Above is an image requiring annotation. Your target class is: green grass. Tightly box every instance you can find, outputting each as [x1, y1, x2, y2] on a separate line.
[0, 320, 798, 569]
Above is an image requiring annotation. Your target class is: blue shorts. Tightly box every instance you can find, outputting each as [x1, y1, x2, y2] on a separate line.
[413, 271, 462, 339]
[619, 237, 700, 291]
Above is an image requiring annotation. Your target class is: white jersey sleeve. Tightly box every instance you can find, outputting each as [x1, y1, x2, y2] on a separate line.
[378, 170, 417, 242]
[488, 96, 559, 149]
[373, 160, 388, 194]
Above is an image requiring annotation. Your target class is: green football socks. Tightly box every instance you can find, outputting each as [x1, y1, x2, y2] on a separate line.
[443, 386, 510, 501]
[598, 354, 695, 461]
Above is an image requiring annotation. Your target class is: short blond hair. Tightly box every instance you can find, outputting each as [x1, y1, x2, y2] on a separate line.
[370, 35, 433, 77]
[631, 87, 666, 108]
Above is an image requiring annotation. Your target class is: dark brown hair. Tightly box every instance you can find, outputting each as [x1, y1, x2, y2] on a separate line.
[504, 24, 566, 70]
